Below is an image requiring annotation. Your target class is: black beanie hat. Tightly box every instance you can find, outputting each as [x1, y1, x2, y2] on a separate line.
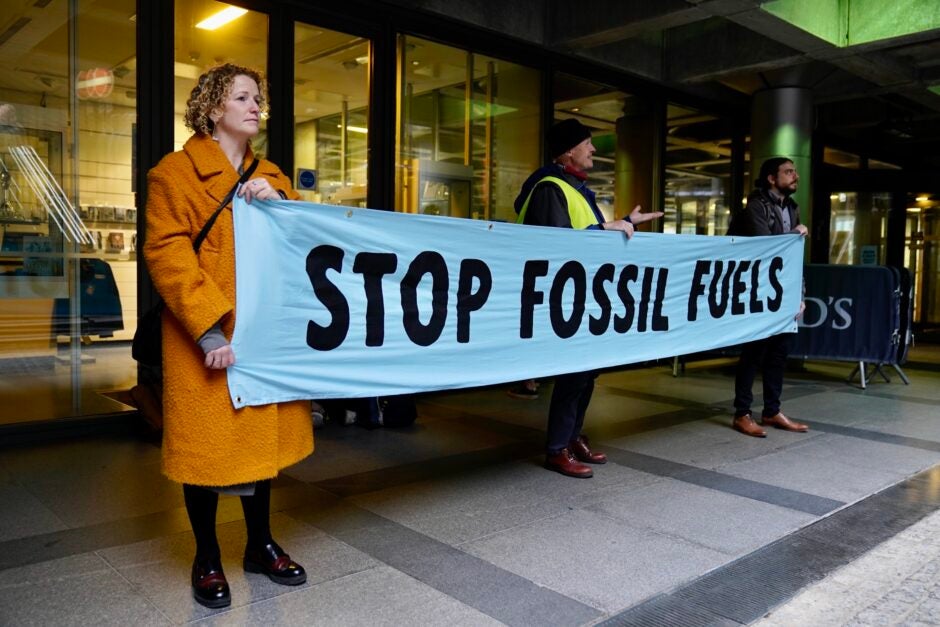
[549, 118, 592, 158]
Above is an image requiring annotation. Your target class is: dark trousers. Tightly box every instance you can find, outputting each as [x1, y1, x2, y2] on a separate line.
[546, 370, 597, 454]
[734, 333, 794, 418]
[183, 480, 273, 558]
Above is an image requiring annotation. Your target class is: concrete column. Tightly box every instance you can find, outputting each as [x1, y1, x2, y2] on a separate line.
[614, 103, 656, 222]
[750, 87, 813, 229]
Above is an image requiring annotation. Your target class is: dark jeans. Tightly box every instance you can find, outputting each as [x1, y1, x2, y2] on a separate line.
[546, 370, 598, 454]
[734, 333, 794, 418]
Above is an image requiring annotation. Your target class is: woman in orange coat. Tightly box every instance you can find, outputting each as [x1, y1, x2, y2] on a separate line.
[144, 64, 313, 609]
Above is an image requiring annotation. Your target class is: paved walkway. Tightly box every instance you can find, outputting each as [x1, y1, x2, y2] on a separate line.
[756, 507, 940, 627]
[2, 352, 939, 625]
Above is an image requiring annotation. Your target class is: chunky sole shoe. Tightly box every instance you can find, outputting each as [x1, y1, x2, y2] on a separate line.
[193, 587, 231, 609]
[191, 557, 231, 609]
[243, 542, 307, 586]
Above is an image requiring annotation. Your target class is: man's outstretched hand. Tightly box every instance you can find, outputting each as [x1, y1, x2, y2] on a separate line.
[628, 205, 664, 225]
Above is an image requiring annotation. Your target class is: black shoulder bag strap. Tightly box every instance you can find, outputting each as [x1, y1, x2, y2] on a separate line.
[192, 157, 259, 252]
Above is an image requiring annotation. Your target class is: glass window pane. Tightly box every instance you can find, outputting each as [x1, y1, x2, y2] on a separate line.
[293, 24, 369, 205]
[0, 0, 137, 423]
[397, 36, 540, 222]
[829, 191, 890, 265]
[664, 104, 732, 235]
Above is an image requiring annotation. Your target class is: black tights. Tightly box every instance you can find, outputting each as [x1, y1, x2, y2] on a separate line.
[183, 480, 273, 559]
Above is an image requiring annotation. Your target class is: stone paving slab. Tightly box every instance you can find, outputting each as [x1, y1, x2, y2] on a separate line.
[462, 508, 729, 613]
[0, 481, 67, 542]
[604, 416, 823, 470]
[0, 552, 170, 626]
[717, 444, 910, 503]
[755, 507, 940, 626]
[99, 513, 377, 624]
[191, 565, 504, 627]
[351, 459, 660, 547]
[582, 478, 815, 555]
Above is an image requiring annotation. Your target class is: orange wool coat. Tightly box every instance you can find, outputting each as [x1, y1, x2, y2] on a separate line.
[144, 134, 313, 486]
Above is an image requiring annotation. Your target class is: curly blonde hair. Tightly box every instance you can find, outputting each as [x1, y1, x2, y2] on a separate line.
[184, 63, 268, 136]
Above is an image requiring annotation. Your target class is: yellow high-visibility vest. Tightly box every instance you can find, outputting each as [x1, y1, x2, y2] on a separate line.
[516, 175, 599, 230]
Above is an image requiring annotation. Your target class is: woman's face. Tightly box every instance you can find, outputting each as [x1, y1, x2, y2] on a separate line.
[210, 74, 261, 142]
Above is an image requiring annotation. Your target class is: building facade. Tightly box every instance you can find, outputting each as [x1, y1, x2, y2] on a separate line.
[1, 0, 938, 429]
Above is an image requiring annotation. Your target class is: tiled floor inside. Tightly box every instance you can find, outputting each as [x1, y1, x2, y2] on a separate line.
[1, 353, 939, 626]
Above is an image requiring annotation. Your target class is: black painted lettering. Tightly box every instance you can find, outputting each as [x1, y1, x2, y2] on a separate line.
[549, 261, 586, 339]
[306, 245, 349, 351]
[767, 256, 784, 312]
[614, 264, 637, 333]
[456, 259, 492, 343]
[638, 267, 654, 332]
[652, 268, 669, 331]
[589, 263, 615, 335]
[352, 252, 398, 347]
[688, 260, 710, 322]
[709, 260, 732, 318]
[400, 251, 448, 346]
[520, 260, 548, 339]
[731, 260, 750, 315]
[749, 259, 764, 313]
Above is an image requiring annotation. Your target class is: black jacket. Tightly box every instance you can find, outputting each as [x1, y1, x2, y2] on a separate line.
[727, 188, 800, 237]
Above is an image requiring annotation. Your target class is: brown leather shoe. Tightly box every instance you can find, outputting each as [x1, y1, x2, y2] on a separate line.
[545, 449, 593, 478]
[569, 435, 607, 464]
[732, 414, 766, 437]
[762, 412, 808, 432]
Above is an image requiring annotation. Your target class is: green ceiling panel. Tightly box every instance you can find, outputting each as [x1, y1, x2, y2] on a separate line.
[762, 0, 939, 47]
[848, 0, 940, 45]
[762, 0, 846, 46]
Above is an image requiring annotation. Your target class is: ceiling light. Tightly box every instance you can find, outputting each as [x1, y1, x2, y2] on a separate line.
[196, 6, 248, 31]
[916, 195, 929, 202]
[336, 125, 368, 134]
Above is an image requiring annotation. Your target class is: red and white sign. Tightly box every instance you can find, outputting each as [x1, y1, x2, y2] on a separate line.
[76, 68, 114, 99]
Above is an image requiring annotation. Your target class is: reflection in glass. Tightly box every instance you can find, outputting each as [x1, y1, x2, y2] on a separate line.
[905, 197, 940, 324]
[294, 25, 369, 206]
[828, 191, 889, 265]
[0, 0, 137, 423]
[663, 104, 731, 235]
[397, 36, 540, 222]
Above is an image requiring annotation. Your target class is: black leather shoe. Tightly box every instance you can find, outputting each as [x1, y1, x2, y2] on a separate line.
[244, 541, 307, 585]
[191, 555, 230, 609]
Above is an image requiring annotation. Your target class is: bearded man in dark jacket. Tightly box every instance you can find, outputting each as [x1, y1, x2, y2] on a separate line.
[727, 156, 809, 437]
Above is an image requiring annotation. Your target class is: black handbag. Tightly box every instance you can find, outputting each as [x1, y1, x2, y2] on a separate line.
[132, 158, 259, 366]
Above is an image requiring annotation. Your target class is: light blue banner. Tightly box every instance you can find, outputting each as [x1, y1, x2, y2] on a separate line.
[227, 198, 804, 408]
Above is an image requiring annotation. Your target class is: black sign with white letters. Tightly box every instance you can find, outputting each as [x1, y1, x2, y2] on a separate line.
[794, 264, 899, 364]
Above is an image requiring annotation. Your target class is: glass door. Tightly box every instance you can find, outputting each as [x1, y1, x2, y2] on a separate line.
[907, 196, 940, 324]
[292, 23, 370, 206]
[397, 36, 541, 223]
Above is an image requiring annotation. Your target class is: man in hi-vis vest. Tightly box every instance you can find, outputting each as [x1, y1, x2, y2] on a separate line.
[515, 118, 662, 478]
